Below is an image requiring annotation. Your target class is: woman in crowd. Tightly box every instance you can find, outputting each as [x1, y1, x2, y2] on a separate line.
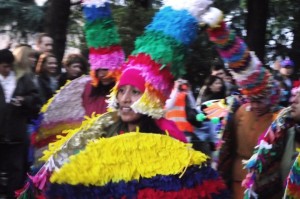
[35, 53, 58, 103]
[196, 75, 226, 105]
[13, 44, 38, 80]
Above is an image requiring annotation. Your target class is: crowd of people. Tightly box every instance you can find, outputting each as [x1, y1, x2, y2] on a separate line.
[0, 0, 300, 198]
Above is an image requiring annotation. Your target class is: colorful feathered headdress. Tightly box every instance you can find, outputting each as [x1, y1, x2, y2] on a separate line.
[202, 8, 280, 110]
[108, 0, 213, 119]
[82, 0, 125, 86]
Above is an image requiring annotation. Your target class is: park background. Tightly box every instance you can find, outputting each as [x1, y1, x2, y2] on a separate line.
[1, 0, 299, 91]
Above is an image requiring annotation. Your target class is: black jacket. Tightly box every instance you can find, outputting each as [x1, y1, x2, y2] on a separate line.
[0, 74, 41, 142]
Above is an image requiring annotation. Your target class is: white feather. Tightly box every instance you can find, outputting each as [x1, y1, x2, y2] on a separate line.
[162, 0, 213, 22]
[201, 7, 223, 27]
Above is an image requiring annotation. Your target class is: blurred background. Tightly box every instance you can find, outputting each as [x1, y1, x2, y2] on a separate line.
[1, 0, 299, 91]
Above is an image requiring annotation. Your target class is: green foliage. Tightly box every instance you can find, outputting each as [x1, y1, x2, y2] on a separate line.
[0, 0, 44, 32]
[0, 0, 22, 26]
[112, 3, 156, 56]
[2, 0, 299, 88]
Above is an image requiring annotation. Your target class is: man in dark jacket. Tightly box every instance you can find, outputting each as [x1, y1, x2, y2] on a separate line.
[0, 49, 41, 198]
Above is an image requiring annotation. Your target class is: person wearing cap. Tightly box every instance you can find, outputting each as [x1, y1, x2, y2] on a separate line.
[277, 58, 295, 107]
[201, 7, 294, 199]
[16, 0, 230, 198]
[280, 58, 295, 90]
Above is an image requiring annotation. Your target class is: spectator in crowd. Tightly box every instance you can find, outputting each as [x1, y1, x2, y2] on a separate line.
[277, 58, 295, 107]
[13, 44, 40, 88]
[196, 75, 226, 106]
[12, 44, 37, 79]
[165, 79, 195, 135]
[35, 33, 53, 54]
[211, 61, 227, 80]
[224, 68, 238, 95]
[13, 44, 42, 167]
[0, 49, 40, 198]
[279, 58, 295, 90]
[35, 53, 58, 103]
[278, 78, 292, 107]
[58, 53, 88, 88]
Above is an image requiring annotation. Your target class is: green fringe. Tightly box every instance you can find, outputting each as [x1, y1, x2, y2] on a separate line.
[132, 30, 187, 78]
[85, 18, 121, 48]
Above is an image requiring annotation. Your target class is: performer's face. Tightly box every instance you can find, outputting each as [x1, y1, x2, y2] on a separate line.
[291, 90, 300, 122]
[117, 85, 143, 123]
[97, 69, 114, 85]
[250, 98, 270, 117]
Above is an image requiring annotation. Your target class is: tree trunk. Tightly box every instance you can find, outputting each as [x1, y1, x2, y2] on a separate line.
[246, 0, 268, 63]
[44, 0, 71, 71]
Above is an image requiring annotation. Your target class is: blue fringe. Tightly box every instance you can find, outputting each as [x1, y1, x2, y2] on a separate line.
[146, 6, 198, 46]
[83, 3, 112, 23]
[46, 166, 225, 199]
[29, 113, 44, 133]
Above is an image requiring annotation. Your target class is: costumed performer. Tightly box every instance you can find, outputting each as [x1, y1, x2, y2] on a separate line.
[31, 0, 125, 164]
[16, 0, 230, 198]
[283, 85, 300, 199]
[201, 7, 295, 199]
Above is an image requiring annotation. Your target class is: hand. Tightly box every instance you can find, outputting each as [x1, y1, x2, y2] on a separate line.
[174, 80, 181, 90]
[11, 96, 24, 106]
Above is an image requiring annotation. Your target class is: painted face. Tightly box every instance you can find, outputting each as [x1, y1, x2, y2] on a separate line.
[38, 36, 53, 53]
[291, 90, 300, 122]
[44, 57, 57, 75]
[0, 63, 13, 77]
[66, 62, 82, 79]
[117, 85, 143, 123]
[250, 98, 271, 117]
[209, 78, 223, 93]
[97, 69, 114, 85]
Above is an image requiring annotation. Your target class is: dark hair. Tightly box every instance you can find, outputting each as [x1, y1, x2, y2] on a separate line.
[211, 61, 225, 72]
[0, 49, 14, 64]
[203, 75, 226, 100]
[63, 54, 89, 74]
[90, 81, 115, 97]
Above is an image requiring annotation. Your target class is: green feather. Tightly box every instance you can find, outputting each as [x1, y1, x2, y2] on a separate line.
[85, 18, 121, 48]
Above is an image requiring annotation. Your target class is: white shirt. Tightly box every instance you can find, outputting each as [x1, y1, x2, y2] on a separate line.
[0, 71, 16, 103]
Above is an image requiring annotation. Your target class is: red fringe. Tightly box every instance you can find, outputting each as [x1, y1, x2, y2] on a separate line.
[89, 45, 123, 54]
[287, 183, 300, 198]
[137, 178, 227, 199]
